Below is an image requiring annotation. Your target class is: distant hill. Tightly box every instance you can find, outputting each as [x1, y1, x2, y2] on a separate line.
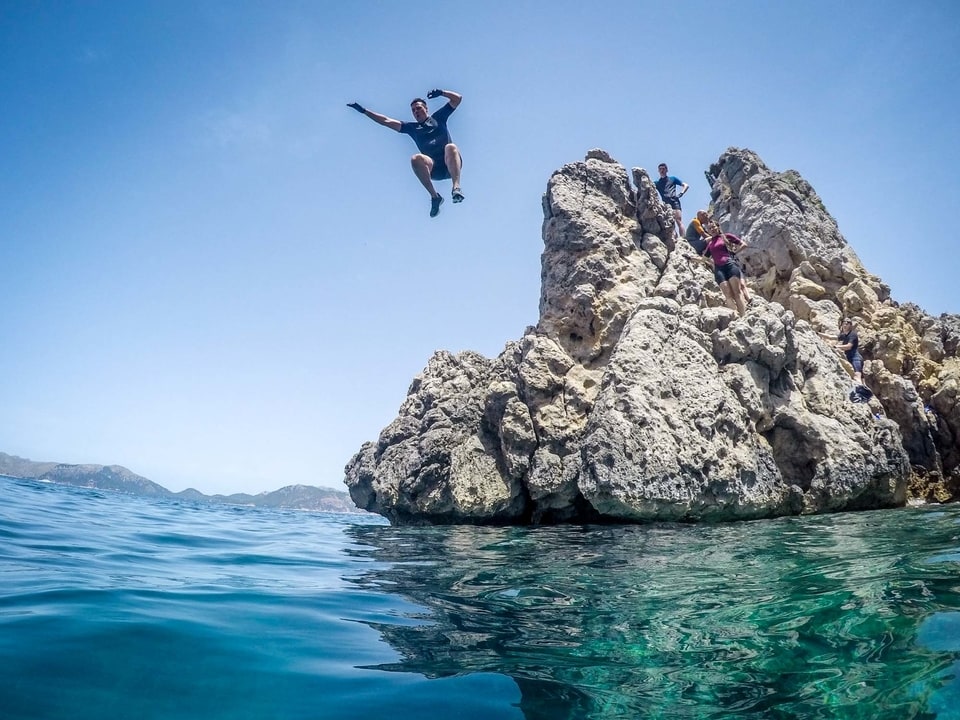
[0, 452, 362, 514]
[204, 484, 360, 513]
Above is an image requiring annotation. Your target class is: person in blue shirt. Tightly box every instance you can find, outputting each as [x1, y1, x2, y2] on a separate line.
[654, 163, 689, 238]
[348, 89, 463, 218]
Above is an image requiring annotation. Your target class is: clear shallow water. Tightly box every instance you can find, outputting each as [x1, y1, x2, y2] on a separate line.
[2, 476, 960, 719]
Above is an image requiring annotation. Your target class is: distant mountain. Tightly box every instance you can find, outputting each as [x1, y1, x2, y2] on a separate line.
[204, 485, 360, 513]
[0, 453, 169, 496]
[0, 452, 362, 514]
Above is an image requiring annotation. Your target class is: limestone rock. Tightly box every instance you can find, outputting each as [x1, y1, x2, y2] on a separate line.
[708, 148, 960, 500]
[346, 148, 959, 524]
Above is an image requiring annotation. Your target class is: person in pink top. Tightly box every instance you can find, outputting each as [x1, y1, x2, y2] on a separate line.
[695, 221, 747, 316]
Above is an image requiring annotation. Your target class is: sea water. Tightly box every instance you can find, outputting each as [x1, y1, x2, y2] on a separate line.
[2, 475, 960, 719]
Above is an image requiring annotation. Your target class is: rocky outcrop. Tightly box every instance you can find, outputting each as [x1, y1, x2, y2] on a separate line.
[705, 150, 958, 501]
[346, 148, 959, 524]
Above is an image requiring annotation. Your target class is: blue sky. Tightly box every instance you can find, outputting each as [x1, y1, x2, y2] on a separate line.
[2, 1, 958, 495]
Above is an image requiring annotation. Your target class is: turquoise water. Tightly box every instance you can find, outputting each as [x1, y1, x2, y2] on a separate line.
[2, 476, 960, 719]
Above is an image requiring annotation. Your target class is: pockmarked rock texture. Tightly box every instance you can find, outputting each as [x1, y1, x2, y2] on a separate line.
[346, 148, 959, 524]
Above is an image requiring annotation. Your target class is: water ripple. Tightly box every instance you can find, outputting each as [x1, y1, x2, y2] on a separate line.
[3, 476, 960, 719]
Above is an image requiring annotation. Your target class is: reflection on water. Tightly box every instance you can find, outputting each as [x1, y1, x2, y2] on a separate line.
[347, 507, 960, 719]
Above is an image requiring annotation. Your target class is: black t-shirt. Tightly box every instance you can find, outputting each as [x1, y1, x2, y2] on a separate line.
[399, 103, 454, 158]
[838, 330, 860, 362]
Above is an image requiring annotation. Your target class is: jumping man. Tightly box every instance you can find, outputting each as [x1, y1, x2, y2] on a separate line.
[348, 89, 464, 218]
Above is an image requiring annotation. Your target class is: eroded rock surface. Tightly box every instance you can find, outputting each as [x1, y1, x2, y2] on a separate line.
[346, 148, 958, 524]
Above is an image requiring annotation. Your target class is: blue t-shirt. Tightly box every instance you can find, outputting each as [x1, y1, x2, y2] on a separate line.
[399, 103, 455, 159]
[655, 175, 683, 200]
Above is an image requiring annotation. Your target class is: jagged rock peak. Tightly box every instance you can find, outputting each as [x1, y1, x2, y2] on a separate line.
[345, 149, 959, 525]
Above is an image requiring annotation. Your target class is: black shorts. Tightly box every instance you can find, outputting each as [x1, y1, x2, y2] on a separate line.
[713, 261, 742, 285]
[664, 196, 681, 210]
[428, 149, 462, 181]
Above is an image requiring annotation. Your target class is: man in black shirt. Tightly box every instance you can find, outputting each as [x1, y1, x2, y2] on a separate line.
[819, 317, 865, 386]
[348, 89, 463, 217]
[835, 317, 863, 384]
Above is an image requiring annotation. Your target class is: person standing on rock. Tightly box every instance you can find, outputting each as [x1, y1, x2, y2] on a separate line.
[347, 89, 464, 218]
[654, 163, 689, 238]
[688, 217, 750, 309]
[695, 221, 747, 316]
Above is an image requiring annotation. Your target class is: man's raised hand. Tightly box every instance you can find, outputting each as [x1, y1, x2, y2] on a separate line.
[426, 89, 443, 99]
[347, 102, 366, 113]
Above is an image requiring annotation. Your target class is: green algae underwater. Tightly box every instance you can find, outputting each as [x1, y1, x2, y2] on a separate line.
[348, 505, 960, 719]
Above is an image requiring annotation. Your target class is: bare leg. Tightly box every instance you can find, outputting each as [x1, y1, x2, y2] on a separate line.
[411, 154, 439, 197]
[728, 276, 747, 315]
[718, 281, 737, 313]
[719, 281, 745, 315]
[674, 209, 684, 237]
[444, 143, 462, 191]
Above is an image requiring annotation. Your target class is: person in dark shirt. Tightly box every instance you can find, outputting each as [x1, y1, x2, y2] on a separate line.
[836, 317, 863, 383]
[348, 89, 463, 218]
[683, 210, 711, 254]
[654, 163, 689, 238]
[819, 317, 864, 384]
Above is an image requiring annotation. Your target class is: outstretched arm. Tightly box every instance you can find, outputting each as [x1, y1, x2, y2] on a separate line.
[691, 246, 715, 268]
[816, 330, 851, 353]
[347, 102, 402, 131]
[428, 88, 462, 109]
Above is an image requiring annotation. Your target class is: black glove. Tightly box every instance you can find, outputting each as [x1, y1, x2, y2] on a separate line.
[347, 102, 365, 113]
[426, 89, 443, 99]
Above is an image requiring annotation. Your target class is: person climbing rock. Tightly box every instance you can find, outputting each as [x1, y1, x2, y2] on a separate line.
[693, 221, 747, 316]
[835, 318, 864, 384]
[348, 89, 464, 218]
[819, 317, 870, 400]
[654, 163, 689, 238]
[686, 213, 751, 308]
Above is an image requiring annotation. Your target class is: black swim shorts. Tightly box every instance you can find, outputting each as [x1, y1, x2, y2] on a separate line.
[713, 261, 742, 285]
[428, 149, 462, 181]
[664, 196, 681, 211]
